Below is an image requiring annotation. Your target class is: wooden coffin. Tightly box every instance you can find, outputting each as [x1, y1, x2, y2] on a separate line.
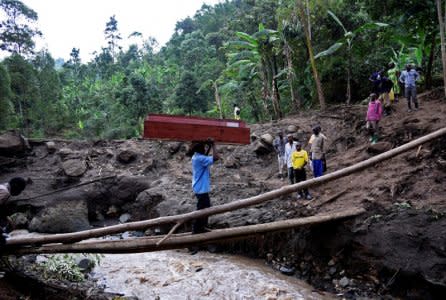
[143, 114, 250, 144]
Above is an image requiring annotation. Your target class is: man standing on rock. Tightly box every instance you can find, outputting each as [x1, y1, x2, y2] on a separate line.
[309, 126, 326, 178]
[188, 140, 220, 234]
[273, 131, 286, 179]
[0, 177, 28, 245]
[284, 134, 298, 184]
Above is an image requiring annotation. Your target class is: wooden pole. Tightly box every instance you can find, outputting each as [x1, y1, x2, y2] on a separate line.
[5, 208, 365, 254]
[6, 127, 446, 247]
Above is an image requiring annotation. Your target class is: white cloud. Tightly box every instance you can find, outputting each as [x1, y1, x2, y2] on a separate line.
[6, 0, 222, 62]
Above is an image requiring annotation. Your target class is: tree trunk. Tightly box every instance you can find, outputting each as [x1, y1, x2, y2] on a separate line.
[297, 0, 326, 110]
[346, 48, 352, 105]
[213, 81, 224, 119]
[425, 33, 436, 90]
[284, 43, 302, 111]
[6, 126, 446, 248]
[6, 209, 365, 254]
[436, 0, 446, 97]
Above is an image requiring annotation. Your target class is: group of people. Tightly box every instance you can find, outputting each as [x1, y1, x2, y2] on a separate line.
[366, 63, 420, 144]
[273, 125, 327, 200]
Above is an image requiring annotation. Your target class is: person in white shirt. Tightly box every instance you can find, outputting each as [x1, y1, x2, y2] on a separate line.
[284, 134, 298, 184]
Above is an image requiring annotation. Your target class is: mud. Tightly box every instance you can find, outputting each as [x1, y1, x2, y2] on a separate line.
[0, 89, 445, 299]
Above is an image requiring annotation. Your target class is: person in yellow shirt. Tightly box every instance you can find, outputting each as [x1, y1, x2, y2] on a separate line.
[291, 142, 312, 200]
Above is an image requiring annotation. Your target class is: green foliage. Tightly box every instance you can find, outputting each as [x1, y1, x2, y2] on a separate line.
[0, 0, 41, 55]
[0, 0, 442, 137]
[40, 254, 102, 282]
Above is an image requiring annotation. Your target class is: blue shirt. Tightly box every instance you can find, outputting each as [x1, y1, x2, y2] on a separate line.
[192, 153, 214, 194]
[399, 69, 419, 88]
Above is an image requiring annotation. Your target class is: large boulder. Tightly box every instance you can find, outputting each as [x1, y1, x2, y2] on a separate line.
[29, 199, 90, 233]
[126, 187, 166, 220]
[367, 142, 393, 155]
[0, 131, 28, 156]
[62, 158, 87, 177]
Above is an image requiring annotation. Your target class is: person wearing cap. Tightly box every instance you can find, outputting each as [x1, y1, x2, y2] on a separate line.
[273, 131, 286, 179]
[399, 64, 419, 112]
[291, 142, 312, 200]
[309, 126, 326, 178]
[284, 134, 298, 184]
[0, 177, 29, 246]
[187, 140, 220, 234]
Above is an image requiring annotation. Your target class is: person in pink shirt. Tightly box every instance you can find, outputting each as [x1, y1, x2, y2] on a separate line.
[366, 93, 383, 144]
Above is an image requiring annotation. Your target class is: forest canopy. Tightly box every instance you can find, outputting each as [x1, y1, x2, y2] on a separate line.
[0, 0, 444, 139]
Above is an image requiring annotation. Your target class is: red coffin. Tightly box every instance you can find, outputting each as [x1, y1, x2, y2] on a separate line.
[143, 114, 251, 145]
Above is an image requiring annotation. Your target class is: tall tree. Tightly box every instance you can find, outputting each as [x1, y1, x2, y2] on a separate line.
[104, 15, 122, 61]
[296, 0, 326, 110]
[0, 63, 12, 129]
[436, 0, 446, 97]
[0, 0, 41, 55]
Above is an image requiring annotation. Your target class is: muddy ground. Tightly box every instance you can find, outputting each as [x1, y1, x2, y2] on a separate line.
[0, 89, 445, 299]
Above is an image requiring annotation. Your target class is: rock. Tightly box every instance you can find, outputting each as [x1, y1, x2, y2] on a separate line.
[168, 142, 183, 155]
[119, 213, 131, 223]
[224, 156, 240, 169]
[76, 257, 94, 272]
[328, 259, 336, 266]
[266, 253, 274, 263]
[329, 267, 337, 275]
[62, 158, 87, 177]
[367, 142, 393, 154]
[9, 212, 28, 229]
[105, 149, 114, 157]
[117, 149, 138, 163]
[260, 133, 274, 146]
[29, 200, 90, 233]
[339, 276, 350, 287]
[57, 148, 83, 160]
[45, 141, 56, 154]
[279, 265, 296, 276]
[107, 205, 120, 217]
[286, 125, 298, 133]
[0, 131, 28, 156]
[254, 141, 272, 155]
[128, 187, 165, 221]
[143, 158, 157, 173]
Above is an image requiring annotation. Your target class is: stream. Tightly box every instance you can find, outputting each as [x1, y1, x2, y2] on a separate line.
[92, 250, 330, 299]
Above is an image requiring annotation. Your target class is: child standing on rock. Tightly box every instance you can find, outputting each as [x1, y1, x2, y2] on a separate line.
[366, 93, 383, 144]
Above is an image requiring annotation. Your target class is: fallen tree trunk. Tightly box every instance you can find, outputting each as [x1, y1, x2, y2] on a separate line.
[6, 208, 365, 254]
[6, 127, 446, 247]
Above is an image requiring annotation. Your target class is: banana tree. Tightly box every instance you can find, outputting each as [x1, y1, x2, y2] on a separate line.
[225, 24, 283, 120]
[315, 10, 388, 104]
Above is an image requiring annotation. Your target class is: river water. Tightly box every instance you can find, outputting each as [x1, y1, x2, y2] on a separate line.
[92, 250, 330, 300]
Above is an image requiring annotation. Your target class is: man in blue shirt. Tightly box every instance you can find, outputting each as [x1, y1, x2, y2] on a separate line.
[399, 64, 419, 112]
[189, 140, 220, 234]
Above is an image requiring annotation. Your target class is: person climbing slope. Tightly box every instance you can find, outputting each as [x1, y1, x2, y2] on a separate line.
[365, 93, 383, 144]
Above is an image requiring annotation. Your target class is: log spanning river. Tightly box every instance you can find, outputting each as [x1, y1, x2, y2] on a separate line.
[92, 250, 329, 299]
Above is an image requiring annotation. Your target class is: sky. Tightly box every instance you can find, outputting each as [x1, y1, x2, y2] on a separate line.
[9, 0, 222, 62]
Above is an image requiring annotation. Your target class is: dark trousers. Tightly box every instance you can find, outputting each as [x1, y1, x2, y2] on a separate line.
[294, 168, 309, 196]
[405, 86, 418, 109]
[288, 167, 295, 184]
[193, 193, 211, 234]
